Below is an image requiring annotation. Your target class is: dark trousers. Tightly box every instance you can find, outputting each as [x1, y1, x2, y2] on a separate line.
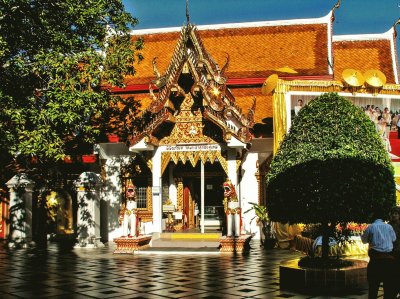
[397, 126, 400, 138]
[394, 252, 400, 298]
[367, 250, 396, 299]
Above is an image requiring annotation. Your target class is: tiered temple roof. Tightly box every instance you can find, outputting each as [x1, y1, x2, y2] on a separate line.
[110, 10, 399, 126]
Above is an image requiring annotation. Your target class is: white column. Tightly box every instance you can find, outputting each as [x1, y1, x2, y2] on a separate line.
[152, 148, 162, 233]
[227, 149, 238, 187]
[6, 174, 35, 247]
[102, 157, 123, 240]
[168, 164, 177, 206]
[75, 172, 103, 248]
[201, 161, 205, 234]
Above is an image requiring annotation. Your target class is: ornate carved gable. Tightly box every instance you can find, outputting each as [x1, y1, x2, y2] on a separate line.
[129, 23, 255, 147]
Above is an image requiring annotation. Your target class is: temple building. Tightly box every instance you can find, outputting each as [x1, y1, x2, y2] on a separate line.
[97, 6, 400, 241]
[3, 5, 400, 246]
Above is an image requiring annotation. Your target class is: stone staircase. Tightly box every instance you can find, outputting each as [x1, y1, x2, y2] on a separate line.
[149, 232, 221, 251]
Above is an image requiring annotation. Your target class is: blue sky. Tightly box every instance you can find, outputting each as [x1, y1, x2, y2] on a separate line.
[123, 0, 400, 60]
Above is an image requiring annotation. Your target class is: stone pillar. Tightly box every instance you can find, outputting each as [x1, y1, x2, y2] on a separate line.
[227, 149, 238, 188]
[6, 174, 35, 247]
[152, 148, 162, 233]
[75, 172, 103, 248]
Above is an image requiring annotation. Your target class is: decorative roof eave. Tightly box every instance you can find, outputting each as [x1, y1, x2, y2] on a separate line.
[128, 107, 174, 146]
[203, 107, 252, 144]
[106, 75, 334, 93]
[128, 136, 155, 153]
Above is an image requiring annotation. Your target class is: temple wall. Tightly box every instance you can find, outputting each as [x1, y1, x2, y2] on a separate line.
[102, 157, 123, 241]
[240, 152, 261, 239]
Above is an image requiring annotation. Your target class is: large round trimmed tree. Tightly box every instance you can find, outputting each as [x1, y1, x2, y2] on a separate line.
[266, 93, 395, 259]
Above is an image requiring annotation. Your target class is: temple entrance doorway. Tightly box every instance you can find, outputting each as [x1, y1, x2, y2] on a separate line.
[163, 159, 226, 233]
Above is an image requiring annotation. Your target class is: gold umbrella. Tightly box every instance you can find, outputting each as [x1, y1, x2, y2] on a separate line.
[261, 74, 279, 95]
[342, 69, 365, 87]
[364, 69, 386, 87]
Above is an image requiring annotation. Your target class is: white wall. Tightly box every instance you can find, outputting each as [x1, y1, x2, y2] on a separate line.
[240, 152, 260, 239]
[102, 157, 123, 241]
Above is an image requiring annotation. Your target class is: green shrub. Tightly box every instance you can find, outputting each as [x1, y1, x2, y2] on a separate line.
[266, 93, 395, 258]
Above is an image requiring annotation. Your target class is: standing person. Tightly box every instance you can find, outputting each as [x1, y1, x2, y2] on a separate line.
[382, 107, 391, 137]
[361, 213, 397, 299]
[389, 206, 400, 298]
[294, 99, 303, 116]
[365, 105, 372, 119]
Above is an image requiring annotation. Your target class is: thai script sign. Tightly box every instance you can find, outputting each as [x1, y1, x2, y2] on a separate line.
[165, 144, 220, 152]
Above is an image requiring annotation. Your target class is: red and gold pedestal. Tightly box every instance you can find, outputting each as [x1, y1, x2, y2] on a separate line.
[0, 196, 8, 239]
[219, 235, 252, 253]
[113, 236, 152, 254]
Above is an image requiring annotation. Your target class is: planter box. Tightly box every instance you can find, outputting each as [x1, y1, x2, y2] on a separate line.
[280, 258, 367, 295]
[107, 135, 120, 143]
[82, 155, 97, 163]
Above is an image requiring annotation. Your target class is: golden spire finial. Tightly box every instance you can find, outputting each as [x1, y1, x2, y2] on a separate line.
[186, 0, 190, 25]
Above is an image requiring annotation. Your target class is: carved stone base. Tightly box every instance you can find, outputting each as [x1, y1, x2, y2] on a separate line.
[113, 236, 152, 254]
[220, 235, 252, 253]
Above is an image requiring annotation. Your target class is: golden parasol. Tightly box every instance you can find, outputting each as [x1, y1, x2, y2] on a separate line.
[364, 69, 386, 87]
[261, 74, 279, 95]
[342, 69, 365, 87]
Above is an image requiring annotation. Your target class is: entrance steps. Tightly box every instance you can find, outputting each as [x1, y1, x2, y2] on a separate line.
[150, 232, 222, 249]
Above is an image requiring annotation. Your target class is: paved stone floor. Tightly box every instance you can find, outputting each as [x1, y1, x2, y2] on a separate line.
[0, 240, 375, 299]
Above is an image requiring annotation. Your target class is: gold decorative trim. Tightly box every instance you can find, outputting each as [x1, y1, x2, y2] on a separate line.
[236, 159, 242, 172]
[177, 179, 183, 212]
[160, 93, 216, 145]
[161, 151, 228, 175]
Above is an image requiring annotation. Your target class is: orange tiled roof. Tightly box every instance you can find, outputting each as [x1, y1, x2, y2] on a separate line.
[230, 87, 273, 123]
[333, 39, 396, 83]
[126, 23, 330, 86]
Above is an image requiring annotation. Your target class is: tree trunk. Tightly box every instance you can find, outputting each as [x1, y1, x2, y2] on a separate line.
[321, 222, 330, 260]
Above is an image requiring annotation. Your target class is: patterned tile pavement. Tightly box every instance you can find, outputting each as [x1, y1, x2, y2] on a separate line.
[0, 240, 376, 299]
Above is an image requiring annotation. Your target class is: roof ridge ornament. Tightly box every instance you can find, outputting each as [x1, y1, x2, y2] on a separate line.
[186, 0, 190, 25]
[331, 0, 340, 21]
[393, 18, 400, 37]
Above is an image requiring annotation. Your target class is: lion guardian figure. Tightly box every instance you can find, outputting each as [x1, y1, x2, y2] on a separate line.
[119, 180, 138, 237]
[223, 179, 241, 237]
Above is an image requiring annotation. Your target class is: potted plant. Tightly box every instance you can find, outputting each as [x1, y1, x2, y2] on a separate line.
[82, 154, 97, 163]
[107, 134, 120, 143]
[64, 155, 73, 163]
[245, 202, 277, 249]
